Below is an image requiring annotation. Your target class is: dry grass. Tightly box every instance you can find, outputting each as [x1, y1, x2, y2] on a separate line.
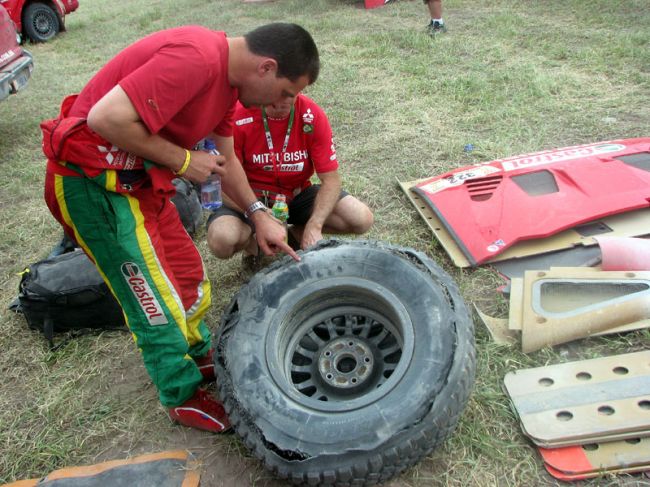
[1, 0, 649, 485]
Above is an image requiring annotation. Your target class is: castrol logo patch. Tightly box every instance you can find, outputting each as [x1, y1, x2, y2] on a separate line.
[121, 262, 168, 326]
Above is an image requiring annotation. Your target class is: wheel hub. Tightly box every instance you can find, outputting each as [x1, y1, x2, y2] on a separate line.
[318, 337, 374, 389]
[35, 14, 50, 34]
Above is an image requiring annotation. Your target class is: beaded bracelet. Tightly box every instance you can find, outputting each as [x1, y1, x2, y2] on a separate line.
[175, 150, 191, 176]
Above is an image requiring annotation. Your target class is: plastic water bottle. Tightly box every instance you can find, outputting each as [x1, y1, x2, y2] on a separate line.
[200, 139, 222, 210]
[271, 194, 289, 223]
[271, 194, 289, 243]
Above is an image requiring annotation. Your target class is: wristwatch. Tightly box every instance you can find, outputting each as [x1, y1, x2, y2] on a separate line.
[244, 200, 267, 219]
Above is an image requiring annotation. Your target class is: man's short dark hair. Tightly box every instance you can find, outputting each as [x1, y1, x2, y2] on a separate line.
[244, 23, 320, 84]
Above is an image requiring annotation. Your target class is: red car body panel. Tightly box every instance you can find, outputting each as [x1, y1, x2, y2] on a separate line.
[413, 138, 650, 266]
[364, 0, 389, 8]
[0, 0, 78, 32]
[0, 3, 33, 100]
[0, 4, 20, 64]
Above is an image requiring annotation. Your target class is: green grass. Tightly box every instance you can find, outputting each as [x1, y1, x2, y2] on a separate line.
[1, 0, 649, 485]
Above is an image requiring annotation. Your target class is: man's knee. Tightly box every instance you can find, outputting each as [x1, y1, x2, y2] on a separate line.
[206, 216, 249, 259]
[351, 203, 374, 234]
[335, 196, 374, 235]
[207, 230, 237, 259]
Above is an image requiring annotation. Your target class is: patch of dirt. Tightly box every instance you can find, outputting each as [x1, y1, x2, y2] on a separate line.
[89, 343, 415, 486]
[88, 344, 283, 486]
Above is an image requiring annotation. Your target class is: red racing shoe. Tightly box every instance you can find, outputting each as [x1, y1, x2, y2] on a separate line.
[169, 389, 231, 433]
[194, 349, 216, 382]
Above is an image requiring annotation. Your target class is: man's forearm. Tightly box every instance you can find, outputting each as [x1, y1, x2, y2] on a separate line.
[308, 174, 341, 229]
[212, 133, 260, 212]
[87, 85, 187, 172]
[220, 156, 259, 212]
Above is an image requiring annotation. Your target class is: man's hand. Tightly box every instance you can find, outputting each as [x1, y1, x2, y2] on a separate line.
[182, 150, 227, 184]
[251, 211, 300, 261]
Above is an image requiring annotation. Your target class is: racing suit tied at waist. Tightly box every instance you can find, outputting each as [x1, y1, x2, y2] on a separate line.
[41, 94, 176, 195]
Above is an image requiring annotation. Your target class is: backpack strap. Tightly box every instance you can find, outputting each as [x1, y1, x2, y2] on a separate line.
[43, 317, 56, 350]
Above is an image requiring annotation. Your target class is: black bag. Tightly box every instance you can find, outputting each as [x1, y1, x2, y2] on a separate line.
[171, 177, 203, 235]
[13, 249, 126, 348]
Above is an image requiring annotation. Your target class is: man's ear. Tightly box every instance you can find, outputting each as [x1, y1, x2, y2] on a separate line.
[258, 58, 278, 77]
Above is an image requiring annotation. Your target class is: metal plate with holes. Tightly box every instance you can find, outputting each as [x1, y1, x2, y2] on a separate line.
[544, 462, 650, 481]
[504, 351, 650, 447]
[522, 418, 650, 447]
[539, 436, 650, 474]
[399, 179, 650, 268]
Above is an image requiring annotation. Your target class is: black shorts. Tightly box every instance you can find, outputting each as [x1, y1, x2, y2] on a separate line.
[206, 185, 349, 230]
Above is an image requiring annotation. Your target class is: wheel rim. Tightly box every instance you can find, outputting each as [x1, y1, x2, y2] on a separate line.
[33, 12, 53, 36]
[266, 277, 415, 412]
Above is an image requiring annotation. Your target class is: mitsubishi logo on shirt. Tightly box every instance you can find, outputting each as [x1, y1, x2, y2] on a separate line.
[253, 150, 308, 165]
[302, 108, 314, 124]
[97, 144, 120, 165]
[121, 262, 168, 326]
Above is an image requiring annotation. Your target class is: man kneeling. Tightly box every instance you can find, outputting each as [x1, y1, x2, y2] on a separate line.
[207, 94, 373, 261]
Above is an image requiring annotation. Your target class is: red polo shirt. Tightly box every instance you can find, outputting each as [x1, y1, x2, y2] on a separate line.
[70, 26, 236, 149]
[233, 94, 338, 201]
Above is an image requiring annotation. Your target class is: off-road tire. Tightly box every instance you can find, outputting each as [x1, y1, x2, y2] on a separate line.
[215, 240, 476, 486]
[23, 3, 59, 43]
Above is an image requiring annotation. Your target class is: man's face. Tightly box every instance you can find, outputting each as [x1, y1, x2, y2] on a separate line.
[265, 95, 296, 118]
[238, 73, 309, 109]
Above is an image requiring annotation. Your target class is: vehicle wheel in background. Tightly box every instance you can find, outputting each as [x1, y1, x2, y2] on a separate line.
[23, 3, 59, 42]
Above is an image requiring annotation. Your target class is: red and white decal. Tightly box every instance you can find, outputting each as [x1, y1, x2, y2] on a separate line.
[262, 163, 305, 172]
[419, 165, 501, 195]
[97, 145, 139, 169]
[501, 143, 626, 172]
[235, 116, 253, 126]
[121, 262, 168, 326]
[0, 49, 15, 64]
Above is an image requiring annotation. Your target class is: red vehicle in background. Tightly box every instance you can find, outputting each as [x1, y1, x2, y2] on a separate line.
[0, 4, 32, 101]
[0, 0, 78, 42]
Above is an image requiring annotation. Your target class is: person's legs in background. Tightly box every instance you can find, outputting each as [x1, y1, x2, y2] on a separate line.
[425, 0, 447, 35]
